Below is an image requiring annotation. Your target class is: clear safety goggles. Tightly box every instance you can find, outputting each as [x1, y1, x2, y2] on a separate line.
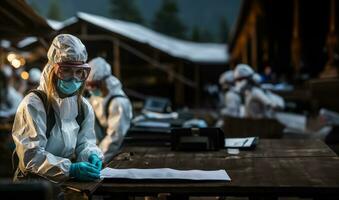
[55, 62, 91, 82]
[85, 75, 110, 90]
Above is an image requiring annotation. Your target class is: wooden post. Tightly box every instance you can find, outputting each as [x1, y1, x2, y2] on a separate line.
[242, 38, 249, 64]
[262, 38, 269, 65]
[321, 0, 338, 78]
[0, 43, 3, 67]
[250, 15, 258, 70]
[194, 64, 200, 108]
[153, 49, 160, 61]
[175, 62, 184, 106]
[230, 37, 243, 67]
[80, 22, 87, 36]
[291, 0, 301, 74]
[113, 40, 121, 79]
[329, 0, 336, 36]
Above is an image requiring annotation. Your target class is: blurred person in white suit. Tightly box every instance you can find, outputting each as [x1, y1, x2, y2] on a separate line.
[86, 57, 133, 163]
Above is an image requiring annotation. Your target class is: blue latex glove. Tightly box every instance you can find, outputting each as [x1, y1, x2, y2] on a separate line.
[69, 162, 100, 181]
[88, 154, 102, 171]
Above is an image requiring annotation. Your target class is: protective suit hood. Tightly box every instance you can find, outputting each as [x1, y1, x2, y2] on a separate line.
[38, 34, 89, 119]
[39, 34, 88, 93]
[88, 57, 125, 97]
[234, 64, 254, 80]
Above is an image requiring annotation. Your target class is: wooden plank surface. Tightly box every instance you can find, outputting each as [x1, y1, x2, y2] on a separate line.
[62, 180, 102, 196]
[119, 139, 336, 159]
[98, 156, 339, 197]
[64, 139, 338, 197]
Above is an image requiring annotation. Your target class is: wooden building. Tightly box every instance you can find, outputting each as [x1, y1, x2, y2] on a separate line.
[55, 12, 228, 108]
[229, 0, 339, 81]
[1, 2, 228, 108]
[0, 0, 54, 75]
[0, 0, 53, 39]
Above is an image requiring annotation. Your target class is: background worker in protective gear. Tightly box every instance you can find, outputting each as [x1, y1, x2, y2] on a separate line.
[24, 68, 42, 94]
[12, 34, 103, 183]
[233, 63, 276, 119]
[219, 70, 243, 117]
[0, 65, 23, 120]
[235, 65, 285, 116]
[86, 57, 133, 163]
[252, 72, 285, 110]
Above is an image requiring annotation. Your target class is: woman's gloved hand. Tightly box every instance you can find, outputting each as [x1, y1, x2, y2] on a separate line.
[88, 154, 102, 171]
[69, 162, 100, 181]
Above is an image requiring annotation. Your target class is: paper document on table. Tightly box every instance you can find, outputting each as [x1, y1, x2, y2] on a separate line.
[101, 168, 231, 181]
[275, 112, 306, 132]
[135, 121, 171, 128]
[225, 137, 256, 148]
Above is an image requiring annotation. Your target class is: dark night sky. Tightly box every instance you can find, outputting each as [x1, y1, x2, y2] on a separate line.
[27, 0, 241, 42]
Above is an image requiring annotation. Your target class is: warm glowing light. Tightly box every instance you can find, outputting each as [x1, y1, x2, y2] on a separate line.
[7, 53, 16, 62]
[11, 59, 21, 68]
[21, 71, 29, 80]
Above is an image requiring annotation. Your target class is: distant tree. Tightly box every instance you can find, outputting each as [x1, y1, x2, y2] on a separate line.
[110, 0, 144, 24]
[191, 26, 201, 42]
[190, 26, 218, 43]
[47, 0, 62, 20]
[200, 29, 216, 42]
[30, 1, 41, 14]
[219, 16, 230, 43]
[152, 0, 187, 39]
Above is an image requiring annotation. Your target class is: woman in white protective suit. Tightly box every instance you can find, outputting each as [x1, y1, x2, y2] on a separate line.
[234, 64, 276, 119]
[86, 57, 133, 163]
[219, 69, 243, 117]
[12, 34, 103, 183]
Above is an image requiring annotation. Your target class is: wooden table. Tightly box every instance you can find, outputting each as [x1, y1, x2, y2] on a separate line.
[64, 139, 339, 199]
[62, 180, 101, 200]
[119, 139, 337, 159]
[97, 157, 339, 198]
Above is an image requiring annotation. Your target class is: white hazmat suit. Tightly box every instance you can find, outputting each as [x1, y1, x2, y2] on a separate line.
[12, 34, 103, 183]
[219, 70, 243, 117]
[233, 64, 276, 118]
[88, 57, 133, 163]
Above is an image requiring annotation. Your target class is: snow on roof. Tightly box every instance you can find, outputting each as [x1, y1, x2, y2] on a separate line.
[17, 37, 38, 48]
[1, 40, 11, 48]
[77, 12, 228, 64]
[47, 17, 78, 30]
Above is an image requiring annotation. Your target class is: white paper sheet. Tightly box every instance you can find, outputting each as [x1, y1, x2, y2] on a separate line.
[227, 148, 240, 155]
[100, 168, 231, 181]
[275, 112, 306, 132]
[225, 137, 256, 148]
[135, 121, 171, 128]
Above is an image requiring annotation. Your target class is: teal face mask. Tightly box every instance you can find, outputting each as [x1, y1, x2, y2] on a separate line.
[90, 88, 102, 97]
[57, 79, 83, 95]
